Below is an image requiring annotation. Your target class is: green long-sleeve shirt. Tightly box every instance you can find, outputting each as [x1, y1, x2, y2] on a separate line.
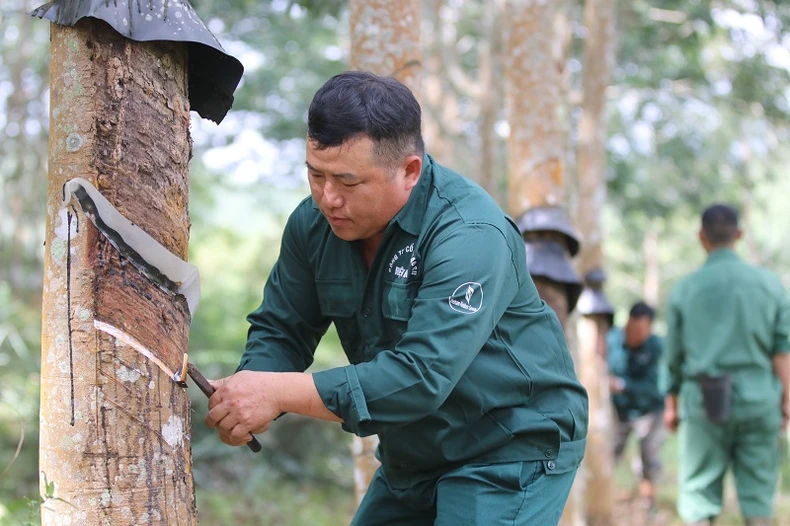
[666, 248, 790, 419]
[239, 155, 588, 487]
[607, 329, 664, 421]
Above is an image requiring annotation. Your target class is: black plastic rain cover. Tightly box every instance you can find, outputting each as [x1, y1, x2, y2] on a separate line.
[31, 0, 244, 123]
[524, 239, 583, 312]
[515, 206, 581, 257]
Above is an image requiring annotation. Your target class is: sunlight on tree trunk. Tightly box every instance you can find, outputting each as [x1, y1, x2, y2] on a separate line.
[575, 0, 617, 523]
[348, 0, 422, 505]
[39, 20, 197, 525]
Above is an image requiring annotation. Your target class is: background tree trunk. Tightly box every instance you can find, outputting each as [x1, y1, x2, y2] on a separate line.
[349, 0, 422, 86]
[505, 1, 583, 524]
[574, 0, 618, 523]
[505, 0, 566, 218]
[348, 0, 422, 505]
[39, 19, 197, 525]
[475, 0, 504, 202]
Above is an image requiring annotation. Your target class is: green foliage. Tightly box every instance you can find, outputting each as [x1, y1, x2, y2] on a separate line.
[603, 0, 790, 310]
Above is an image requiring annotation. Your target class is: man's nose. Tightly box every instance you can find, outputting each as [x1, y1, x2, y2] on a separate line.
[323, 180, 344, 208]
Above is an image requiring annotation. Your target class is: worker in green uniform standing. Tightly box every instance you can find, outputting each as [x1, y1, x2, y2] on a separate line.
[203, 71, 589, 525]
[664, 204, 790, 526]
[608, 301, 665, 516]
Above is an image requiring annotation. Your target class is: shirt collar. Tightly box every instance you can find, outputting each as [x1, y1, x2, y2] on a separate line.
[390, 154, 433, 236]
[705, 247, 740, 265]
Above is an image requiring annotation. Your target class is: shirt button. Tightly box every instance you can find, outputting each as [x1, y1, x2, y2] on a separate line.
[547, 460, 556, 470]
[363, 308, 371, 318]
[545, 448, 554, 458]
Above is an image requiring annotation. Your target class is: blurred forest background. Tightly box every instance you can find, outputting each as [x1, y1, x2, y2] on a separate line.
[2, 0, 790, 524]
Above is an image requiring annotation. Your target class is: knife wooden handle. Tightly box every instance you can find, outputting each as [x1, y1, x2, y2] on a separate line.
[187, 363, 262, 453]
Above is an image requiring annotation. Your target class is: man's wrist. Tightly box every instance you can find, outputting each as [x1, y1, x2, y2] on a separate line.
[271, 372, 341, 422]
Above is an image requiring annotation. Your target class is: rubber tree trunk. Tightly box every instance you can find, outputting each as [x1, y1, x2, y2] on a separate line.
[476, 0, 504, 202]
[505, 1, 583, 524]
[348, 0, 422, 505]
[574, 0, 617, 523]
[40, 19, 197, 525]
[504, 0, 566, 218]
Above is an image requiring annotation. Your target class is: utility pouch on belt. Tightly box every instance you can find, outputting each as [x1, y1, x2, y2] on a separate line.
[696, 373, 733, 424]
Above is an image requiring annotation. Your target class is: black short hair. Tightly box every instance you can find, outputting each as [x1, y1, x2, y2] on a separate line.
[629, 301, 655, 320]
[701, 204, 739, 245]
[307, 70, 425, 168]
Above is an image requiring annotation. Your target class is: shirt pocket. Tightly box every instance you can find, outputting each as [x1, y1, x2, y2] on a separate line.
[316, 279, 355, 317]
[382, 281, 415, 322]
[316, 280, 363, 363]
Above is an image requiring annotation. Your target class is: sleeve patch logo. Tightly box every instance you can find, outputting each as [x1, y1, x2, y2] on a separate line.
[449, 282, 483, 314]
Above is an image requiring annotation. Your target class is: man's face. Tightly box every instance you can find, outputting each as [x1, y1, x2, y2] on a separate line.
[624, 315, 651, 349]
[306, 136, 421, 243]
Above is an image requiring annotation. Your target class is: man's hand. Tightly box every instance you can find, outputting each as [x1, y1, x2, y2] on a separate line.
[206, 371, 281, 447]
[205, 370, 342, 447]
[664, 394, 679, 433]
[609, 376, 625, 394]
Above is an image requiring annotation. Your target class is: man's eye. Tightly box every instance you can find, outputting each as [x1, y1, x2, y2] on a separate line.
[343, 182, 362, 188]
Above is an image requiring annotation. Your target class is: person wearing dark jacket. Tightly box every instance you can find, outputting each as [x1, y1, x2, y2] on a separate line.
[204, 71, 589, 525]
[608, 301, 665, 514]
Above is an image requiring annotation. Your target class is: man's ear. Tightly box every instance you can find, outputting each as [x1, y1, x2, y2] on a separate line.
[735, 228, 743, 241]
[402, 155, 422, 190]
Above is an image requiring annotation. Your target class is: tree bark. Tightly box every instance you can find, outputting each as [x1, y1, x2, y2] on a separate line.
[505, 3, 582, 523]
[505, 0, 566, 219]
[575, 314, 614, 526]
[575, 0, 615, 274]
[349, 0, 422, 86]
[348, 0, 422, 504]
[477, 0, 504, 202]
[574, 0, 617, 523]
[40, 19, 197, 525]
[534, 278, 570, 329]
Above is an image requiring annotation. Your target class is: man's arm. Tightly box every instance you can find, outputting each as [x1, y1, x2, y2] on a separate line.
[773, 285, 790, 427]
[206, 204, 332, 447]
[664, 292, 684, 432]
[773, 354, 790, 427]
[239, 203, 330, 373]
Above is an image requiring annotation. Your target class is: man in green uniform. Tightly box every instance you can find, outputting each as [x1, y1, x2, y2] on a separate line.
[204, 71, 588, 524]
[664, 204, 790, 526]
[608, 301, 665, 515]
